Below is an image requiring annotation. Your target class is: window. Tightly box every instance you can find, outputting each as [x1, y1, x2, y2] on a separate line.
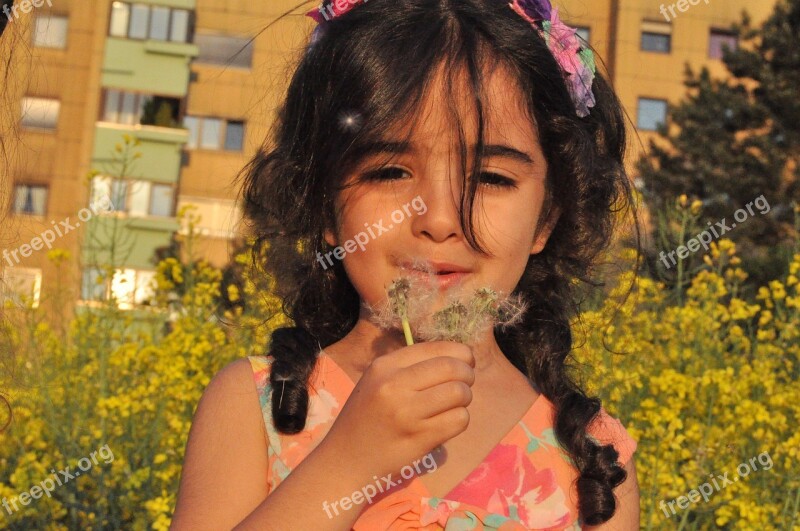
[81, 267, 106, 302]
[12, 184, 48, 216]
[127, 181, 151, 217]
[637, 98, 668, 131]
[102, 90, 145, 125]
[101, 89, 180, 127]
[21, 97, 60, 130]
[110, 179, 128, 211]
[178, 197, 242, 239]
[128, 3, 149, 39]
[108, 2, 192, 43]
[184, 116, 246, 151]
[184, 116, 199, 148]
[32, 15, 68, 48]
[149, 6, 170, 41]
[709, 29, 737, 60]
[200, 118, 222, 149]
[110, 268, 155, 307]
[641, 21, 671, 53]
[92, 176, 175, 217]
[575, 26, 590, 46]
[109, 2, 130, 37]
[81, 267, 155, 307]
[194, 32, 253, 68]
[170, 10, 189, 42]
[140, 96, 180, 127]
[150, 184, 175, 217]
[1, 268, 42, 308]
[224, 121, 245, 151]
[89, 178, 122, 212]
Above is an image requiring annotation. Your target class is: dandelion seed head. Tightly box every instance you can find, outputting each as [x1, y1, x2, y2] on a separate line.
[367, 260, 528, 344]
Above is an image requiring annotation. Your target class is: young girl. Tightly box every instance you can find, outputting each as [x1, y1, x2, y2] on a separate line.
[173, 0, 641, 528]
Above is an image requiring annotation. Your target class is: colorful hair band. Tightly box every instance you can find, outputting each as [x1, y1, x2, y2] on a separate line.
[306, 0, 597, 117]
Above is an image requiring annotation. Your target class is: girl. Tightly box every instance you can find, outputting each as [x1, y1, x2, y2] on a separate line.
[173, 0, 641, 529]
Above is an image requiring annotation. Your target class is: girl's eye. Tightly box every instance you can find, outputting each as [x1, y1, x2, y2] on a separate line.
[358, 167, 516, 189]
[477, 172, 517, 189]
[359, 167, 411, 182]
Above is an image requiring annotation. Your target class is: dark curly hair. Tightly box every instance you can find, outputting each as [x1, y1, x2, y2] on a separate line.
[240, 0, 641, 524]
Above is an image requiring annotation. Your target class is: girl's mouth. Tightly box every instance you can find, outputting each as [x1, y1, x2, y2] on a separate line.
[430, 271, 469, 289]
[399, 260, 471, 290]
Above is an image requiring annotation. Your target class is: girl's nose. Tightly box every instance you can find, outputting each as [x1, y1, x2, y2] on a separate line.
[410, 170, 464, 243]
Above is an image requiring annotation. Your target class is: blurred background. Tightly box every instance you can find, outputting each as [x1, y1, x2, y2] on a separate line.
[1, 0, 798, 529]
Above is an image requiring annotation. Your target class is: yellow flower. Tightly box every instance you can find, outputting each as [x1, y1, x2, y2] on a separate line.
[769, 280, 787, 300]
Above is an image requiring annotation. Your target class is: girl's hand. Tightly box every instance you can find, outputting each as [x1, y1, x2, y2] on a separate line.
[320, 342, 475, 482]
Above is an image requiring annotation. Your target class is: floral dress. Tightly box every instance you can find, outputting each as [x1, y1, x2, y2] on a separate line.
[248, 353, 637, 530]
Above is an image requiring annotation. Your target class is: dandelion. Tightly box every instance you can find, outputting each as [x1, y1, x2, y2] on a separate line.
[388, 278, 415, 345]
[368, 260, 528, 345]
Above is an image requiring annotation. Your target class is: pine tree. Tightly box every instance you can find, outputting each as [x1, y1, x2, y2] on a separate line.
[639, 0, 800, 281]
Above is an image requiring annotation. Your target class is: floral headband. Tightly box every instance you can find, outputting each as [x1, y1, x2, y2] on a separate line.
[306, 0, 597, 117]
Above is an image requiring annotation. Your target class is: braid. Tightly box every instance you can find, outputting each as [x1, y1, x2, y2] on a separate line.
[268, 327, 320, 434]
[498, 269, 628, 524]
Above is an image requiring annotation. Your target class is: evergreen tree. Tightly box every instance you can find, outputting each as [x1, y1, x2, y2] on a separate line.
[640, 0, 800, 281]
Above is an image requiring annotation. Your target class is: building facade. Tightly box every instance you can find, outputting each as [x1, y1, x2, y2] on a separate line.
[0, 0, 779, 309]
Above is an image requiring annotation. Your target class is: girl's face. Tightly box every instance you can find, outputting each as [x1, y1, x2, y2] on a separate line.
[325, 63, 558, 313]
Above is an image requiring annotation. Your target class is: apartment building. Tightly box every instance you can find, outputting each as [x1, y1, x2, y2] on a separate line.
[1, 0, 307, 310]
[0, 0, 779, 309]
[557, 0, 776, 172]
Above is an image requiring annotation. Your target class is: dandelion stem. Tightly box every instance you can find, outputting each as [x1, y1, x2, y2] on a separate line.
[402, 316, 414, 345]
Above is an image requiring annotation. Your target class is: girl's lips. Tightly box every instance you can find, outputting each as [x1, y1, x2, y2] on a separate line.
[432, 271, 470, 290]
[405, 268, 470, 290]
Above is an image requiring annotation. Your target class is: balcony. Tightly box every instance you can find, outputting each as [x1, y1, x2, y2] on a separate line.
[92, 122, 188, 183]
[102, 37, 198, 96]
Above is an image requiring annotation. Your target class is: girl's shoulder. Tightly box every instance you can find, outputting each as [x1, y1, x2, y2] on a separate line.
[518, 393, 637, 467]
[244, 353, 351, 493]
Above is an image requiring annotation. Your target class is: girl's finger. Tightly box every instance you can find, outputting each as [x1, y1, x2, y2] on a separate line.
[414, 381, 474, 419]
[418, 406, 471, 446]
[379, 341, 475, 371]
[396, 356, 476, 392]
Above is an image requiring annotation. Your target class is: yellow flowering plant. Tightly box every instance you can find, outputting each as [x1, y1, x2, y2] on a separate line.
[0, 196, 798, 529]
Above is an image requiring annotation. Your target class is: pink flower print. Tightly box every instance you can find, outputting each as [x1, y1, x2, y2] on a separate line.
[447, 444, 571, 529]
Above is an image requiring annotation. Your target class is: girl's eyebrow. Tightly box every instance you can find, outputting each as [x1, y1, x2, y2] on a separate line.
[361, 140, 534, 165]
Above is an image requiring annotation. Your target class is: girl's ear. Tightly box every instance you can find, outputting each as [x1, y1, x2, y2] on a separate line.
[530, 204, 561, 255]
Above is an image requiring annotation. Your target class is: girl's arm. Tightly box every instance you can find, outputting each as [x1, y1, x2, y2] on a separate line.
[171, 359, 372, 530]
[585, 457, 640, 530]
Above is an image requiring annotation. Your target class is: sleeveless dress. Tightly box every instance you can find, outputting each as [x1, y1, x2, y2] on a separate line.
[247, 353, 637, 530]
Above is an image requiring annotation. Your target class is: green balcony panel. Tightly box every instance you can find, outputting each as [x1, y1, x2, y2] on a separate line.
[92, 123, 188, 184]
[124, 0, 194, 8]
[103, 38, 198, 96]
[81, 215, 179, 270]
